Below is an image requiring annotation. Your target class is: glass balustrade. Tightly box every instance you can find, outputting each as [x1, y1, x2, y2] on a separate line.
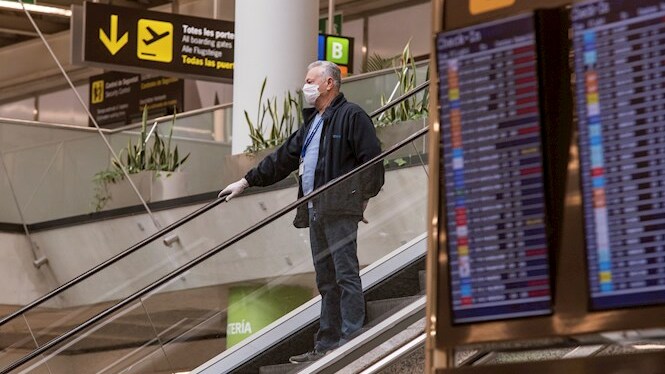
[0, 105, 233, 224]
[0, 122, 107, 223]
[0, 129, 429, 374]
[0, 69, 426, 226]
[344, 61, 429, 114]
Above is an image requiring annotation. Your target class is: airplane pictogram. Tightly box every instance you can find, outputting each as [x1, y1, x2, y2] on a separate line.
[143, 27, 170, 46]
[137, 19, 173, 62]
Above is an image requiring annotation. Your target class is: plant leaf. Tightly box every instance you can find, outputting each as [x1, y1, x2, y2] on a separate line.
[257, 77, 267, 127]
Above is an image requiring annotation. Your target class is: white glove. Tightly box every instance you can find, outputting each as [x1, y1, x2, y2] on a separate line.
[218, 178, 249, 201]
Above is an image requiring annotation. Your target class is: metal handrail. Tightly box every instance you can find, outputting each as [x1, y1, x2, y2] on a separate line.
[108, 102, 233, 133]
[370, 80, 429, 117]
[342, 59, 429, 83]
[0, 117, 102, 133]
[0, 102, 234, 134]
[0, 82, 430, 373]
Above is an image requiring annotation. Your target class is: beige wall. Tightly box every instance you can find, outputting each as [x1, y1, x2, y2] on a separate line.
[0, 232, 57, 306]
[366, 3, 431, 60]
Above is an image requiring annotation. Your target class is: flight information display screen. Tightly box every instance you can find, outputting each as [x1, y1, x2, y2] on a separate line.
[572, 0, 665, 310]
[436, 14, 553, 323]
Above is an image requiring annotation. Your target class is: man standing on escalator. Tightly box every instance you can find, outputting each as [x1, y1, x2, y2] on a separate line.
[219, 60, 384, 363]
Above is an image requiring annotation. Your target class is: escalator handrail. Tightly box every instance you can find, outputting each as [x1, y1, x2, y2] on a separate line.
[4, 127, 428, 374]
[1, 83, 430, 374]
[0, 79, 430, 330]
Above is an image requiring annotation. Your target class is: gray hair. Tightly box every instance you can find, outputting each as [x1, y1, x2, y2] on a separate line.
[307, 60, 341, 88]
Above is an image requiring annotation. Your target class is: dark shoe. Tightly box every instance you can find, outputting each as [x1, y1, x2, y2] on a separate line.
[289, 350, 327, 363]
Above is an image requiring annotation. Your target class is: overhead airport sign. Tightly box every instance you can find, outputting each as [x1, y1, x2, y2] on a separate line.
[89, 71, 184, 128]
[79, 2, 234, 82]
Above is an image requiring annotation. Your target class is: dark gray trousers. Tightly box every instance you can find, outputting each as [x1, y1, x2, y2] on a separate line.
[308, 209, 364, 352]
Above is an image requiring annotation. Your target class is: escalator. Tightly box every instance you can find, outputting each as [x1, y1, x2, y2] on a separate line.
[0, 83, 430, 374]
[197, 234, 427, 374]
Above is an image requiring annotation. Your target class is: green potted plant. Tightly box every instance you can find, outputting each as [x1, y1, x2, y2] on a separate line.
[374, 41, 429, 128]
[373, 41, 430, 159]
[363, 52, 396, 73]
[217, 78, 304, 190]
[92, 107, 191, 211]
[244, 77, 303, 154]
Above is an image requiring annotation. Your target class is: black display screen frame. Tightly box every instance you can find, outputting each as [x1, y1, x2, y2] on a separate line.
[430, 0, 665, 354]
[571, 0, 665, 312]
[435, 11, 570, 325]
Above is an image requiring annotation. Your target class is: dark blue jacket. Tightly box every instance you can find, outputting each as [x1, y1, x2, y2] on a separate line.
[244, 93, 384, 227]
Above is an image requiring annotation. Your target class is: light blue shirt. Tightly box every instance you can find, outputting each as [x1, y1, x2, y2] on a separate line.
[302, 113, 323, 201]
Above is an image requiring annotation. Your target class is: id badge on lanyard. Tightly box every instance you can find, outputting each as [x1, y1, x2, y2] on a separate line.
[299, 158, 304, 176]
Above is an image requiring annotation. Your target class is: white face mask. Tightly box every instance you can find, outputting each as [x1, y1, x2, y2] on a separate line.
[302, 83, 321, 106]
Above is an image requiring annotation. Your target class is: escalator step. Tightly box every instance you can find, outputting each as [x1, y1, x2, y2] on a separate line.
[259, 362, 311, 374]
[367, 295, 422, 323]
[260, 296, 421, 373]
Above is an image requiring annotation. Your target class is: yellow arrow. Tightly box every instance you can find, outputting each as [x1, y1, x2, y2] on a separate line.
[99, 14, 128, 55]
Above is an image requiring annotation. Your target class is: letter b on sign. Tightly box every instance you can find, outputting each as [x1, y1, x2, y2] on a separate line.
[332, 43, 343, 59]
[326, 37, 349, 65]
